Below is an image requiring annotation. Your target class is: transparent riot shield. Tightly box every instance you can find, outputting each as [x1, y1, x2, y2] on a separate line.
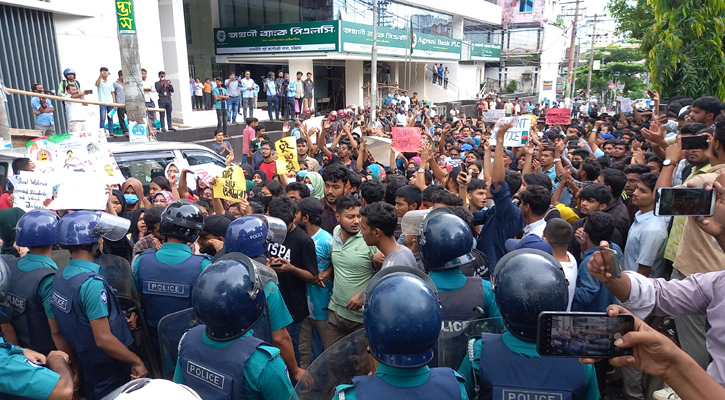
[435, 318, 505, 370]
[96, 254, 161, 378]
[157, 308, 197, 379]
[292, 329, 371, 400]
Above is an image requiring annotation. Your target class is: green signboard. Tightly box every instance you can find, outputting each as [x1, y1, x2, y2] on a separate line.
[214, 21, 338, 55]
[470, 42, 502, 61]
[411, 33, 462, 60]
[339, 21, 410, 56]
[115, 0, 137, 35]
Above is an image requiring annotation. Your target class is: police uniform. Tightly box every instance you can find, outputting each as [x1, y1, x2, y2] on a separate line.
[459, 331, 600, 400]
[2, 254, 59, 355]
[333, 364, 468, 400]
[430, 268, 500, 322]
[173, 327, 293, 400]
[0, 338, 61, 400]
[51, 259, 134, 400]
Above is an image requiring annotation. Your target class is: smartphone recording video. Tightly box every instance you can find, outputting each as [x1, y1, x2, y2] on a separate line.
[537, 312, 634, 358]
[655, 187, 715, 216]
[681, 135, 709, 150]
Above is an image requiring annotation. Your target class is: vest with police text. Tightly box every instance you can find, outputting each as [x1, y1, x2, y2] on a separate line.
[351, 367, 462, 400]
[2, 257, 56, 354]
[439, 276, 486, 321]
[136, 249, 207, 327]
[179, 325, 265, 400]
[478, 333, 587, 400]
[50, 271, 133, 365]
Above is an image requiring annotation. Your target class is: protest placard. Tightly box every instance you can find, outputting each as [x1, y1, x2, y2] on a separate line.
[494, 116, 531, 147]
[481, 109, 506, 123]
[13, 172, 57, 211]
[213, 166, 247, 201]
[391, 127, 421, 153]
[187, 163, 225, 186]
[128, 122, 149, 143]
[621, 98, 633, 113]
[363, 136, 393, 167]
[545, 108, 571, 125]
[275, 137, 300, 174]
[47, 172, 109, 211]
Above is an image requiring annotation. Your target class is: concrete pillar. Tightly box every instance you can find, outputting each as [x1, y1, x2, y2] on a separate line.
[158, 0, 192, 124]
[393, 62, 400, 88]
[452, 15, 464, 40]
[345, 60, 363, 107]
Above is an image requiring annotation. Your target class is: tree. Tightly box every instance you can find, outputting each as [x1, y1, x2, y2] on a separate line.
[573, 46, 648, 98]
[607, 0, 655, 41]
[642, 0, 725, 99]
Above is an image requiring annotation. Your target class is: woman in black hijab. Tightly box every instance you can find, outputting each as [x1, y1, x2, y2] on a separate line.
[103, 189, 134, 262]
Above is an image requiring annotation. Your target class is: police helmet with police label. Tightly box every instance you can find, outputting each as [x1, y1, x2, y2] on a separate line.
[160, 200, 204, 242]
[363, 265, 441, 368]
[56, 211, 131, 246]
[225, 215, 268, 257]
[492, 249, 568, 342]
[0, 258, 9, 306]
[417, 208, 474, 270]
[191, 258, 266, 341]
[16, 209, 59, 247]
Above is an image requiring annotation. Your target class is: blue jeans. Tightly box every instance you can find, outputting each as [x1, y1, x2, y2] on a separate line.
[286, 321, 301, 366]
[227, 96, 240, 123]
[99, 105, 114, 130]
[267, 96, 279, 120]
[242, 154, 249, 164]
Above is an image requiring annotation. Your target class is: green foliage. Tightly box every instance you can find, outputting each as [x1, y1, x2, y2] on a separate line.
[574, 46, 648, 97]
[642, 0, 725, 100]
[607, 0, 655, 41]
[555, 16, 564, 27]
[506, 80, 518, 92]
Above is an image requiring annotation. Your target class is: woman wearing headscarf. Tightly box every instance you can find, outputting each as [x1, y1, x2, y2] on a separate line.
[251, 170, 268, 186]
[304, 171, 324, 200]
[103, 189, 134, 262]
[109, 189, 130, 220]
[0, 208, 24, 256]
[122, 178, 144, 212]
[128, 208, 146, 245]
[366, 164, 387, 182]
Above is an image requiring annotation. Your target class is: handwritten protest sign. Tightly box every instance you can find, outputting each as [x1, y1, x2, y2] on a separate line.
[213, 166, 247, 201]
[47, 172, 108, 211]
[494, 116, 531, 148]
[621, 98, 633, 113]
[187, 163, 225, 186]
[275, 137, 300, 174]
[13, 172, 57, 211]
[545, 108, 571, 125]
[391, 127, 422, 153]
[128, 122, 149, 143]
[481, 109, 506, 123]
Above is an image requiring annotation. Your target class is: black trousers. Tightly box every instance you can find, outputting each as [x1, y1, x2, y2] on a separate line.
[116, 107, 128, 133]
[158, 98, 173, 130]
[216, 109, 228, 135]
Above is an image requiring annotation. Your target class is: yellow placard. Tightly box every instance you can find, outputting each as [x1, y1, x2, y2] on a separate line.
[212, 166, 247, 201]
[275, 136, 300, 175]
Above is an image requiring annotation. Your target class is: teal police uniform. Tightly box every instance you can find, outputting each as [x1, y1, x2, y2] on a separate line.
[173, 329, 293, 400]
[459, 331, 600, 400]
[429, 268, 500, 320]
[18, 254, 59, 320]
[0, 338, 61, 399]
[60, 259, 115, 322]
[131, 242, 213, 281]
[333, 364, 469, 400]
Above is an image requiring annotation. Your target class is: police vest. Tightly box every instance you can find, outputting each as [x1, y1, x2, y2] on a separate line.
[179, 325, 266, 400]
[1, 257, 56, 355]
[351, 367, 462, 400]
[439, 277, 486, 321]
[478, 333, 587, 400]
[136, 250, 208, 327]
[50, 271, 133, 365]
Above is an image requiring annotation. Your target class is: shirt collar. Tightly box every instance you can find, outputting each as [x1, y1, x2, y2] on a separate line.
[68, 259, 100, 272]
[22, 253, 58, 269]
[160, 242, 192, 254]
[375, 363, 430, 378]
[634, 210, 654, 223]
[524, 218, 546, 233]
[604, 197, 623, 211]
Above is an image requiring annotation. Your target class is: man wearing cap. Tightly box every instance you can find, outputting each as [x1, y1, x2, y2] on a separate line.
[505, 234, 553, 255]
[196, 215, 232, 260]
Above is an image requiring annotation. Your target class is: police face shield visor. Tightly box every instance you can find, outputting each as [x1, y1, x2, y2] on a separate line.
[254, 214, 287, 244]
[214, 252, 270, 290]
[91, 212, 131, 242]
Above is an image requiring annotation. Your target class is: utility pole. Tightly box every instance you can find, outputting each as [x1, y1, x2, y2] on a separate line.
[0, 81, 9, 141]
[586, 14, 602, 99]
[115, 0, 148, 136]
[564, 0, 580, 101]
[371, 0, 378, 124]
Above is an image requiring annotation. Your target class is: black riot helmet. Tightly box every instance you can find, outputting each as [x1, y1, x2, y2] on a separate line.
[492, 249, 568, 342]
[160, 200, 205, 242]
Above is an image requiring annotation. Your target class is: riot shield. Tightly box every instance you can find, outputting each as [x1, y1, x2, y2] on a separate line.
[157, 308, 197, 379]
[96, 254, 161, 378]
[435, 318, 505, 370]
[293, 329, 371, 400]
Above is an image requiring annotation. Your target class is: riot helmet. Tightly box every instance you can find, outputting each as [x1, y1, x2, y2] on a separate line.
[492, 249, 568, 342]
[56, 211, 130, 247]
[159, 200, 204, 242]
[224, 215, 287, 257]
[362, 265, 441, 368]
[0, 257, 9, 307]
[100, 378, 201, 400]
[191, 258, 266, 341]
[16, 209, 59, 247]
[416, 208, 474, 270]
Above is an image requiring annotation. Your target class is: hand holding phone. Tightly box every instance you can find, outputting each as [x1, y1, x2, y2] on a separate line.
[600, 247, 622, 277]
[655, 187, 715, 216]
[537, 311, 634, 358]
[681, 134, 709, 150]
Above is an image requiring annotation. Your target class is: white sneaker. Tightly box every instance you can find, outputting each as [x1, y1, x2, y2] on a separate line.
[653, 386, 681, 400]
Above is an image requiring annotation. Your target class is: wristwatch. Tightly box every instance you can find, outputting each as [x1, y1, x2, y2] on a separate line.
[662, 158, 674, 167]
[554, 158, 561, 163]
[418, 168, 425, 173]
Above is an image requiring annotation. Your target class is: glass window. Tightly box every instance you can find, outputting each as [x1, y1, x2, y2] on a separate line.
[519, 0, 534, 12]
[182, 150, 227, 167]
[115, 151, 176, 196]
[332, 0, 453, 38]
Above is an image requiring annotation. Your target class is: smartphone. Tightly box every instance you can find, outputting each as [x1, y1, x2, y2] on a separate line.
[84, 89, 93, 95]
[681, 135, 709, 150]
[655, 187, 715, 216]
[600, 247, 622, 277]
[537, 312, 635, 358]
[270, 262, 283, 267]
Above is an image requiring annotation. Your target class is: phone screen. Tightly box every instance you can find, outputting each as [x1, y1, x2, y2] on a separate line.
[681, 135, 709, 150]
[655, 187, 715, 216]
[537, 312, 634, 358]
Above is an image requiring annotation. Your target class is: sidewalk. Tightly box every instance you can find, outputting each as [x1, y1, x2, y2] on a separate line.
[174, 107, 272, 129]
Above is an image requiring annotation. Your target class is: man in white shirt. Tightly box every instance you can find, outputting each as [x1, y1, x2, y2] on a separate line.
[399, 90, 410, 112]
[141, 68, 156, 125]
[396, 108, 407, 126]
[518, 185, 550, 238]
[543, 219, 578, 311]
[623, 172, 668, 277]
[64, 84, 89, 132]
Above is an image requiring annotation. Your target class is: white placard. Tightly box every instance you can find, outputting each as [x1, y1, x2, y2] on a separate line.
[187, 163, 225, 186]
[13, 172, 58, 211]
[621, 98, 633, 113]
[481, 109, 506, 123]
[129, 122, 149, 143]
[494, 116, 531, 148]
[47, 172, 108, 211]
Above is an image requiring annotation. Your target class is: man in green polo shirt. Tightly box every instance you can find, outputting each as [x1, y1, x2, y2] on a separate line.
[320, 195, 379, 349]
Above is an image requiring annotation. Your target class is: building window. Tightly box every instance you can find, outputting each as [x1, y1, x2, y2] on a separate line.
[519, 0, 534, 12]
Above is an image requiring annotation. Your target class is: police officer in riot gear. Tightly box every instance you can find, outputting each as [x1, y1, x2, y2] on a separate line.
[173, 258, 294, 399]
[224, 215, 270, 263]
[458, 250, 599, 400]
[51, 211, 147, 400]
[1, 210, 74, 359]
[133, 200, 211, 353]
[333, 266, 468, 400]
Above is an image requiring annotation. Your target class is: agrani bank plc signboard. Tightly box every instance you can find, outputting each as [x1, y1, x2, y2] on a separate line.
[215, 21, 338, 55]
[411, 33, 462, 60]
